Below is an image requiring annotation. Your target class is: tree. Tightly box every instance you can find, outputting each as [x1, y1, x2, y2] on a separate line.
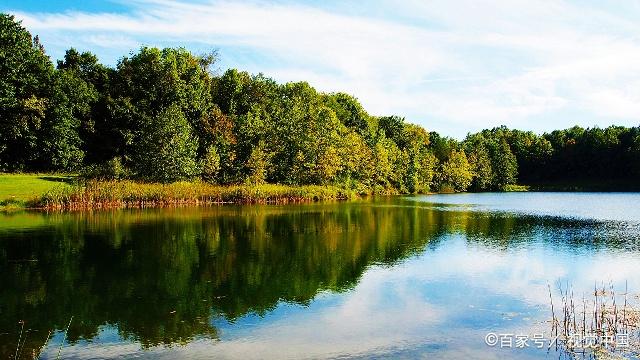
[322, 92, 375, 143]
[201, 145, 221, 182]
[428, 131, 458, 162]
[437, 150, 473, 192]
[373, 139, 394, 188]
[414, 150, 437, 193]
[631, 132, 640, 177]
[213, 69, 249, 116]
[245, 141, 270, 185]
[378, 115, 406, 148]
[112, 47, 215, 162]
[467, 145, 493, 191]
[131, 104, 199, 182]
[337, 130, 375, 191]
[490, 138, 518, 189]
[403, 124, 433, 193]
[57, 48, 114, 164]
[198, 105, 237, 184]
[40, 69, 96, 169]
[0, 14, 54, 170]
[267, 81, 321, 184]
[308, 107, 344, 185]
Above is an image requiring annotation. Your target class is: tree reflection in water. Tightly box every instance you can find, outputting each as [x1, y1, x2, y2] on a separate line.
[1, 197, 638, 358]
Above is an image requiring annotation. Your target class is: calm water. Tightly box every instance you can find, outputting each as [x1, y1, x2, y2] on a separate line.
[1, 193, 640, 359]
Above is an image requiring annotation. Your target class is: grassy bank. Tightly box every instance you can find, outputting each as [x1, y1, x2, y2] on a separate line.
[0, 173, 358, 210]
[0, 173, 74, 210]
[33, 180, 356, 210]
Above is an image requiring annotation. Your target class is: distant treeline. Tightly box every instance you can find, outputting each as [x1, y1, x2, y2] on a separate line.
[1, 14, 639, 192]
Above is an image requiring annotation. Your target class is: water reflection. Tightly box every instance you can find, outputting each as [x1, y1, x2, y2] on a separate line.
[1, 196, 639, 359]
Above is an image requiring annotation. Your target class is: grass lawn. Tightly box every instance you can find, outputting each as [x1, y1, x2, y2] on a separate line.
[0, 173, 75, 208]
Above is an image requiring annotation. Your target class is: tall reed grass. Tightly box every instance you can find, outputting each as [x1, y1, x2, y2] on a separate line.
[549, 281, 639, 356]
[32, 180, 356, 210]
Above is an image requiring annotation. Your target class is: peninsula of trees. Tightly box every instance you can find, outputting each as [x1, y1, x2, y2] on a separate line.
[2, 13, 640, 195]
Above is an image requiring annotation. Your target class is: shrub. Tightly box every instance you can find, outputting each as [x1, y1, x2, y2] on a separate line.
[81, 157, 127, 180]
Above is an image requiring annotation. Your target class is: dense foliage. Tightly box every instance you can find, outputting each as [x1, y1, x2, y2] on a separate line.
[1, 14, 639, 191]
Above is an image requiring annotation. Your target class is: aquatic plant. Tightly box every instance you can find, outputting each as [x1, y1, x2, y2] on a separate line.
[549, 282, 640, 358]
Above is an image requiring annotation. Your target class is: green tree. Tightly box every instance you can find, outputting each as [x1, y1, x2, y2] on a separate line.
[378, 115, 406, 147]
[467, 145, 493, 191]
[373, 139, 392, 186]
[5, 15, 639, 190]
[0, 14, 54, 170]
[308, 106, 344, 184]
[213, 69, 250, 116]
[438, 150, 473, 192]
[132, 104, 199, 182]
[403, 124, 433, 193]
[40, 69, 97, 169]
[57, 48, 114, 164]
[201, 145, 221, 182]
[323, 92, 375, 143]
[267, 82, 321, 183]
[626, 130, 640, 178]
[199, 106, 238, 184]
[414, 150, 437, 193]
[245, 141, 270, 185]
[112, 47, 215, 162]
[337, 130, 375, 191]
[490, 138, 518, 189]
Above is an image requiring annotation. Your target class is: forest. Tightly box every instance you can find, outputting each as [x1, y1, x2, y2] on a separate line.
[2, 13, 640, 194]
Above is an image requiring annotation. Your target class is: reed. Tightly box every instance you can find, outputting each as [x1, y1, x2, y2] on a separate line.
[33, 330, 52, 360]
[31, 180, 357, 210]
[55, 317, 73, 360]
[14, 320, 24, 360]
[549, 282, 640, 357]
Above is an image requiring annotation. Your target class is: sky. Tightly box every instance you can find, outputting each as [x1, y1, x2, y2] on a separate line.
[4, 0, 640, 138]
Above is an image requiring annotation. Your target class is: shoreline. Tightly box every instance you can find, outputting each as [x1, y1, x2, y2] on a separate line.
[2, 176, 640, 213]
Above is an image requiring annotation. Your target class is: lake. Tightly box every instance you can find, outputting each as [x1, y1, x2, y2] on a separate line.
[1, 193, 640, 359]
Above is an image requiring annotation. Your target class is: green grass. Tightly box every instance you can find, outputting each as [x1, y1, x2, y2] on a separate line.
[0, 173, 76, 210]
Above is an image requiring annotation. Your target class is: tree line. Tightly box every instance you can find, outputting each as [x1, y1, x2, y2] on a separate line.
[1, 14, 639, 192]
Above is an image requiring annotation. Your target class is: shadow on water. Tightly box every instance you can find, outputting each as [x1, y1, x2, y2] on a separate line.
[0, 197, 638, 358]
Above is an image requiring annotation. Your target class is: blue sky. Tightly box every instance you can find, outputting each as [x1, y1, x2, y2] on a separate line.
[5, 0, 640, 138]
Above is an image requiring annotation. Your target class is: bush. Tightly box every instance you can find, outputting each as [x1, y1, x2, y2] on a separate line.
[438, 184, 455, 193]
[80, 157, 127, 180]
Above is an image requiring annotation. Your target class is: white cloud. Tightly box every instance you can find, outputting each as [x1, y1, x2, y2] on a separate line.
[9, 0, 640, 137]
